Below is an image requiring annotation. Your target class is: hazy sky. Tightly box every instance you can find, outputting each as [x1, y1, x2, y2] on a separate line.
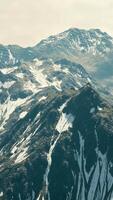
[0, 0, 113, 47]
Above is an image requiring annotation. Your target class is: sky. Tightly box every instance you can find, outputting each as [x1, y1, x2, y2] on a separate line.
[0, 0, 113, 47]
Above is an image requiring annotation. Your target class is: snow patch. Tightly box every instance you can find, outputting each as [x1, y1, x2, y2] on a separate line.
[0, 67, 17, 74]
[18, 193, 22, 200]
[16, 73, 24, 79]
[0, 192, 3, 197]
[11, 146, 18, 154]
[0, 97, 28, 131]
[76, 81, 82, 87]
[8, 49, 15, 63]
[23, 80, 38, 93]
[19, 111, 27, 119]
[0, 81, 15, 89]
[90, 107, 95, 114]
[58, 99, 69, 113]
[15, 146, 28, 163]
[39, 96, 47, 102]
[52, 79, 62, 91]
[56, 113, 74, 133]
[29, 65, 49, 87]
[53, 64, 62, 71]
[87, 77, 92, 83]
[33, 58, 43, 66]
[97, 106, 103, 111]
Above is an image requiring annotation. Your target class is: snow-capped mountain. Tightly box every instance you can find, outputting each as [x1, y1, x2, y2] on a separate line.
[34, 28, 113, 93]
[35, 28, 113, 57]
[1, 28, 113, 92]
[1, 28, 113, 65]
[0, 28, 113, 200]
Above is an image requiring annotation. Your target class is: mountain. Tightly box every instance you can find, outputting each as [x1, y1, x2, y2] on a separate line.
[0, 84, 113, 200]
[2, 28, 112, 65]
[0, 44, 36, 67]
[0, 58, 92, 134]
[0, 28, 113, 200]
[34, 28, 113, 59]
[34, 28, 113, 93]
[0, 28, 113, 92]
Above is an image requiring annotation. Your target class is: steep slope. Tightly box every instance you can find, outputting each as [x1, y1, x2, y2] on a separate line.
[0, 85, 113, 200]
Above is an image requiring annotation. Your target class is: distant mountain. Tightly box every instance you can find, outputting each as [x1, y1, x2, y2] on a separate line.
[1, 28, 113, 63]
[34, 28, 113, 92]
[0, 28, 113, 92]
[35, 28, 113, 58]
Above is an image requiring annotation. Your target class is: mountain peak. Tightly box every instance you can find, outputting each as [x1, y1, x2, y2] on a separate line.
[59, 27, 112, 40]
[67, 83, 103, 114]
[35, 27, 113, 59]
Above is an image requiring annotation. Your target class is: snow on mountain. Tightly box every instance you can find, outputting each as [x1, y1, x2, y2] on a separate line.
[0, 84, 113, 200]
[0, 28, 113, 70]
[0, 57, 91, 134]
[0, 28, 113, 200]
[33, 28, 113, 93]
[35, 28, 113, 56]
[0, 28, 113, 92]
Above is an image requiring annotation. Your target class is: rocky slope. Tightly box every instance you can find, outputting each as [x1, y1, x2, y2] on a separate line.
[0, 85, 113, 200]
[0, 58, 91, 134]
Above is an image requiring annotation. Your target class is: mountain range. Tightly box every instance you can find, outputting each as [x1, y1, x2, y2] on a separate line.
[0, 28, 113, 200]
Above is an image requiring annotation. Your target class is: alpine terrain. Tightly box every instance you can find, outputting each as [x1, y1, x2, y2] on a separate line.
[0, 28, 113, 200]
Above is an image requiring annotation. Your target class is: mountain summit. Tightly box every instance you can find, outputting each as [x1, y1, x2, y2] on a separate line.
[35, 28, 113, 56]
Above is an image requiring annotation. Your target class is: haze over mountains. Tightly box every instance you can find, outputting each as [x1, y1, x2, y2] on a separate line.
[0, 28, 113, 200]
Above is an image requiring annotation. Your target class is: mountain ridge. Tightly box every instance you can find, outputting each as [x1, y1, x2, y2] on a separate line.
[1, 84, 113, 200]
[0, 27, 113, 67]
[0, 27, 113, 94]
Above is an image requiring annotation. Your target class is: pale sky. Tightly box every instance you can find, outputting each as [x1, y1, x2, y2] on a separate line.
[0, 0, 113, 47]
